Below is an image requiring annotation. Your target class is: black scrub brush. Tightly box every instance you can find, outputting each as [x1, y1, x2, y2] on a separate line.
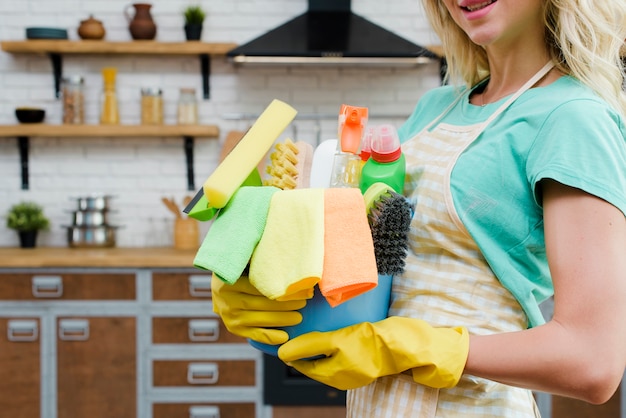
[363, 182, 414, 275]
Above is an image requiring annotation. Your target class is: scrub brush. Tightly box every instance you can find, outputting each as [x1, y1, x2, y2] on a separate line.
[263, 138, 313, 189]
[363, 182, 414, 275]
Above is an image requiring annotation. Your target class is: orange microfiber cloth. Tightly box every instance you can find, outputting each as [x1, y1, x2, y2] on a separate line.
[320, 188, 378, 307]
[249, 188, 325, 301]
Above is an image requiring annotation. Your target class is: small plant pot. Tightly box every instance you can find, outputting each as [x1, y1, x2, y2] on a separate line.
[184, 24, 203, 41]
[18, 231, 38, 248]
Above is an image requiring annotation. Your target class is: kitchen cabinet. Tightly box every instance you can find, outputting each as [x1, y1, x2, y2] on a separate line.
[0, 248, 265, 418]
[0, 124, 219, 191]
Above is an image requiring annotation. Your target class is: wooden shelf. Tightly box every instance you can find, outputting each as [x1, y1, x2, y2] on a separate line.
[0, 124, 220, 191]
[0, 40, 236, 55]
[0, 124, 219, 138]
[0, 40, 238, 99]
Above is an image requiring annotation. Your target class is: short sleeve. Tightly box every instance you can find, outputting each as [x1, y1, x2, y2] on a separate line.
[527, 98, 626, 215]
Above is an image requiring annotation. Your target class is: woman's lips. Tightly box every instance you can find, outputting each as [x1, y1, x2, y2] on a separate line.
[460, 0, 497, 19]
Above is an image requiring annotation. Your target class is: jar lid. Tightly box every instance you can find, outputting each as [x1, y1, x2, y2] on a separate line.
[141, 87, 162, 96]
[179, 87, 196, 94]
[62, 75, 84, 84]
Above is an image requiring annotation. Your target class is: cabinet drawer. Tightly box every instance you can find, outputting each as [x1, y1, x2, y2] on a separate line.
[153, 360, 255, 387]
[152, 272, 212, 301]
[0, 318, 40, 418]
[153, 403, 255, 418]
[152, 317, 246, 344]
[0, 273, 135, 300]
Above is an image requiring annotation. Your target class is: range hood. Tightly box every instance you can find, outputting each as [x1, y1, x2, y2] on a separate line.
[227, 0, 438, 66]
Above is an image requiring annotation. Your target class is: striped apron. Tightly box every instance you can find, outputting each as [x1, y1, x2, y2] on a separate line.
[347, 63, 554, 417]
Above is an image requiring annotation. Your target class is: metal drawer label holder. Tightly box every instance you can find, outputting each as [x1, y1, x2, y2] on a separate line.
[189, 406, 220, 418]
[188, 275, 212, 297]
[58, 319, 90, 341]
[32, 276, 63, 298]
[187, 363, 219, 385]
[7, 319, 38, 342]
[188, 319, 219, 342]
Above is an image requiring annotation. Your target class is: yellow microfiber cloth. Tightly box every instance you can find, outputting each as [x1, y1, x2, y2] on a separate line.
[249, 188, 325, 300]
[320, 188, 378, 307]
[193, 186, 280, 284]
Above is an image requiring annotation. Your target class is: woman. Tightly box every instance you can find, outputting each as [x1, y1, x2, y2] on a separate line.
[212, 0, 626, 416]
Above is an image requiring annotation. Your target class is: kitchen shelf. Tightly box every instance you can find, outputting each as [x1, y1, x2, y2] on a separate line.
[0, 40, 238, 99]
[0, 123, 219, 191]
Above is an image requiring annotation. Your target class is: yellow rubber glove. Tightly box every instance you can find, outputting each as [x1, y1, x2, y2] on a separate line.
[278, 316, 469, 391]
[211, 273, 306, 345]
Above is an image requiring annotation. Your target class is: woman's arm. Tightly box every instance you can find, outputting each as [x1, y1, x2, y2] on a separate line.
[464, 179, 626, 404]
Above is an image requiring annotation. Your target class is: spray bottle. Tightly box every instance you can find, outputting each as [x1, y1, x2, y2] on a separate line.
[359, 124, 405, 194]
[329, 104, 368, 188]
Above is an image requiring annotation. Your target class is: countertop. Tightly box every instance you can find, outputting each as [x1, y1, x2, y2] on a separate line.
[0, 247, 198, 268]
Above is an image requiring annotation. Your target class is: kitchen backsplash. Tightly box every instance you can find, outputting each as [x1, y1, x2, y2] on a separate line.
[0, 0, 441, 247]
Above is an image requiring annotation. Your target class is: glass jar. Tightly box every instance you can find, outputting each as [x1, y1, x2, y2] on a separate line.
[141, 87, 163, 125]
[177, 88, 198, 124]
[62, 76, 85, 124]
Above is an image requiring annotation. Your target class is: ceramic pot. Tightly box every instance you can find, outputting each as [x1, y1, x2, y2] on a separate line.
[18, 230, 38, 248]
[77, 15, 106, 40]
[124, 3, 156, 40]
[184, 23, 203, 41]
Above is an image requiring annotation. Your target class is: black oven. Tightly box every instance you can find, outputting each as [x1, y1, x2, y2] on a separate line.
[263, 354, 346, 406]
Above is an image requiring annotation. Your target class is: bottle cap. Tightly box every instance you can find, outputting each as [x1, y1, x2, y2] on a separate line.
[370, 124, 401, 163]
[338, 104, 368, 155]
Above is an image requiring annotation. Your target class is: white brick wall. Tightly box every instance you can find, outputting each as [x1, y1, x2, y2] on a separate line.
[0, 0, 441, 247]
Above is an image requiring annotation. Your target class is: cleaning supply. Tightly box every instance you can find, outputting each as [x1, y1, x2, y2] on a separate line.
[263, 138, 313, 189]
[203, 99, 297, 209]
[364, 182, 414, 275]
[211, 274, 307, 346]
[248, 274, 393, 356]
[278, 316, 470, 391]
[319, 187, 378, 307]
[193, 186, 279, 284]
[359, 124, 406, 194]
[329, 104, 368, 188]
[249, 188, 325, 301]
[100, 67, 119, 124]
[309, 139, 337, 188]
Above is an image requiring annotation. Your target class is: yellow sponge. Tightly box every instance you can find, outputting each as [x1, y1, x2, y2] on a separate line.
[203, 99, 297, 208]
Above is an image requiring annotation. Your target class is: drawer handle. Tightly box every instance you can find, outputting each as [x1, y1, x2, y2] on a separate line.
[188, 275, 212, 298]
[7, 319, 38, 342]
[189, 406, 220, 418]
[58, 319, 90, 341]
[187, 363, 219, 385]
[32, 276, 63, 298]
[188, 319, 219, 342]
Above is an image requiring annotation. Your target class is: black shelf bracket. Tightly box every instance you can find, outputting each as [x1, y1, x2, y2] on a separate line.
[200, 54, 211, 99]
[48, 53, 63, 99]
[18, 136, 29, 190]
[45, 52, 213, 100]
[184, 136, 195, 191]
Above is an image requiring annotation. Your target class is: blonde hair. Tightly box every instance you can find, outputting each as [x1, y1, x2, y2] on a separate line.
[422, 0, 626, 115]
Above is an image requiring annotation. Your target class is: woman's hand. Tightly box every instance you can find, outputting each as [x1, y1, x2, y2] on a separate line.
[211, 274, 306, 345]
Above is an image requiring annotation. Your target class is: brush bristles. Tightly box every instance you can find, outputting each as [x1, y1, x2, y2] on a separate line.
[368, 189, 413, 276]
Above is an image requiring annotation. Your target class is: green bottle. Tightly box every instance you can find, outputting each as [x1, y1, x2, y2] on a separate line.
[359, 124, 405, 194]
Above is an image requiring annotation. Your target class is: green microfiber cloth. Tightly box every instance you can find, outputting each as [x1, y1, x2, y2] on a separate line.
[194, 186, 280, 284]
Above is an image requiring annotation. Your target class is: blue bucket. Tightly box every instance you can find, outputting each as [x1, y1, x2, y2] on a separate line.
[249, 274, 393, 356]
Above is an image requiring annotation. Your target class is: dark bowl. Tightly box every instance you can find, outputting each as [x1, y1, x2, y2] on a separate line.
[15, 108, 45, 124]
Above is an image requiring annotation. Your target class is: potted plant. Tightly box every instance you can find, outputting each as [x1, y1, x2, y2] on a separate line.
[6, 201, 50, 248]
[183, 5, 206, 41]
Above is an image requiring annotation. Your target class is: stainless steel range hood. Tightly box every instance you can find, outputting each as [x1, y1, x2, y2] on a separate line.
[227, 0, 438, 66]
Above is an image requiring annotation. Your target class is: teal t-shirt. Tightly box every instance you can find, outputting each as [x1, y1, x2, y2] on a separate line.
[398, 76, 626, 327]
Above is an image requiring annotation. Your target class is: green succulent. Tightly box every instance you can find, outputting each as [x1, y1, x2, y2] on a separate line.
[184, 5, 206, 25]
[6, 201, 50, 232]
